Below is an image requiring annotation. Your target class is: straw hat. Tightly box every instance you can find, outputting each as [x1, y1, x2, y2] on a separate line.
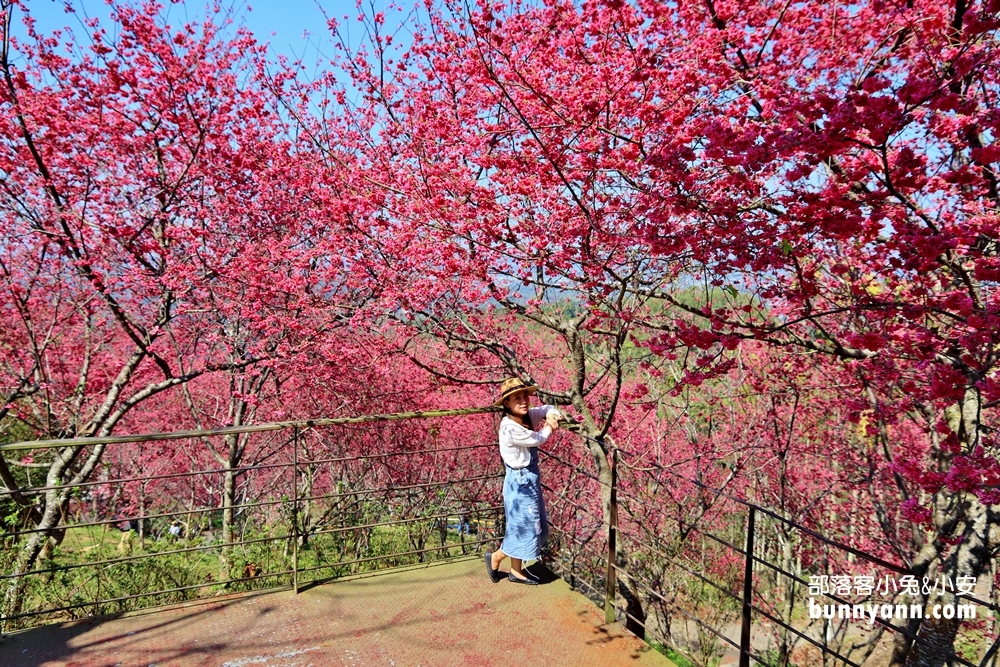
[494, 378, 538, 407]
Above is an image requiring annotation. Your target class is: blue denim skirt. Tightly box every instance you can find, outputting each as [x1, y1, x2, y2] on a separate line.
[500, 451, 548, 560]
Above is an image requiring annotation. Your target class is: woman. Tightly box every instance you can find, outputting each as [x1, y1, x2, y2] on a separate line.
[485, 378, 560, 585]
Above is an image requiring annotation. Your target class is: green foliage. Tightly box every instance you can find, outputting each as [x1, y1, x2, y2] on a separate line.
[5, 515, 485, 629]
[753, 648, 798, 667]
[0, 417, 39, 534]
[649, 642, 701, 667]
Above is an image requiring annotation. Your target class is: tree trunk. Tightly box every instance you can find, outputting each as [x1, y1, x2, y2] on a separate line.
[219, 457, 237, 583]
[218, 392, 250, 584]
[3, 443, 105, 627]
[3, 495, 63, 625]
[138, 484, 146, 551]
[299, 465, 313, 549]
[585, 432, 647, 635]
[889, 494, 999, 666]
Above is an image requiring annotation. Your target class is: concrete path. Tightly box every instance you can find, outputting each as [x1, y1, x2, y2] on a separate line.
[0, 556, 675, 667]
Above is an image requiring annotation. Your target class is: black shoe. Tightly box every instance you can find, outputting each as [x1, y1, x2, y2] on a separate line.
[485, 552, 502, 583]
[508, 572, 540, 585]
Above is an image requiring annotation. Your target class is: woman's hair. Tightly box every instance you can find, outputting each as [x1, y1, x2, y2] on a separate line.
[498, 400, 512, 432]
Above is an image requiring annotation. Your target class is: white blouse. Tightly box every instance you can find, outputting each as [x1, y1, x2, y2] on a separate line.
[498, 405, 558, 469]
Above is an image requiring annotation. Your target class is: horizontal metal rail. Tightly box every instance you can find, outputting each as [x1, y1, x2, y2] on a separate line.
[613, 562, 933, 667]
[552, 552, 744, 662]
[110, 441, 493, 490]
[546, 518, 603, 551]
[619, 509, 976, 663]
[300, 442, 494, 467]
[543, 445, 754, 559]
[1, 413, 529, 631]
[0, 494, 310, 541]
[0, 532, 291, 581]
[1, 472, 501, 541]
[540, 482, 600, 515]
[745, 551, 982, 666]
[297, 537, 493, 576]
[548, 559, 605, 600]
[307, 505, 502, 539]
[624, 533, 743, 604]
[615, 509, 748, 560]
[0, 406, 502, 452]
[1, 502, 499, 582]
[1, 443, 498, 500]
[540, 449, 609, 488]
[294, 473, 502, 505]
[0, 460, 295, 498]
[745, 596, 865, 667]
[9, 532, 499, 626]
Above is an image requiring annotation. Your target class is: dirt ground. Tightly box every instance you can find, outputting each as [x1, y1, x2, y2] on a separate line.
[0, 556, 677, 667]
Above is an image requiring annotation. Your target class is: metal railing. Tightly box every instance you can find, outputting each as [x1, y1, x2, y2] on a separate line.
[3, 409, 997, 667]
[0, 407, 504, 629]
[542, 429, 999, 667]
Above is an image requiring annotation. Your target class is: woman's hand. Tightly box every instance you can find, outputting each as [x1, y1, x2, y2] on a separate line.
[545, 411, 561, 431]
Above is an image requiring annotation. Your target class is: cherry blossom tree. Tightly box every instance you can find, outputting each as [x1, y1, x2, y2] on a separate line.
[622, 2, 1000, 664]
[0, 0, 346, 615]
[327, 0, 999, 663]
[315, 0, 699, 549]
[1, 0, 996, 663]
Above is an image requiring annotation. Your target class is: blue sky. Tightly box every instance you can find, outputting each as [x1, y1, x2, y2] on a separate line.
[16, 0, 394, 65]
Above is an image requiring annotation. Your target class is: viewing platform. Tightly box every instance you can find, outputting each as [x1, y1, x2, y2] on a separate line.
[0, 556, 674, 667]
[4, 411, 984, 666]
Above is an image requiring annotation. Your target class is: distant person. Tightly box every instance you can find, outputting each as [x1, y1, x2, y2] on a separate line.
[169, 521, 182, 539]
[485, 378, 560, 585]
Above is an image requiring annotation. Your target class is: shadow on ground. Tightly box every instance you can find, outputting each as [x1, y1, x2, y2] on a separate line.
[525, 561, 560, 583]
[0, 557, 675, 667]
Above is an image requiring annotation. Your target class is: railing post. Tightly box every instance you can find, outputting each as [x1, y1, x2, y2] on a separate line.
[740, 506, 756, 667]
[292, 427, 299, 594]
[605, 445, 618, 625]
